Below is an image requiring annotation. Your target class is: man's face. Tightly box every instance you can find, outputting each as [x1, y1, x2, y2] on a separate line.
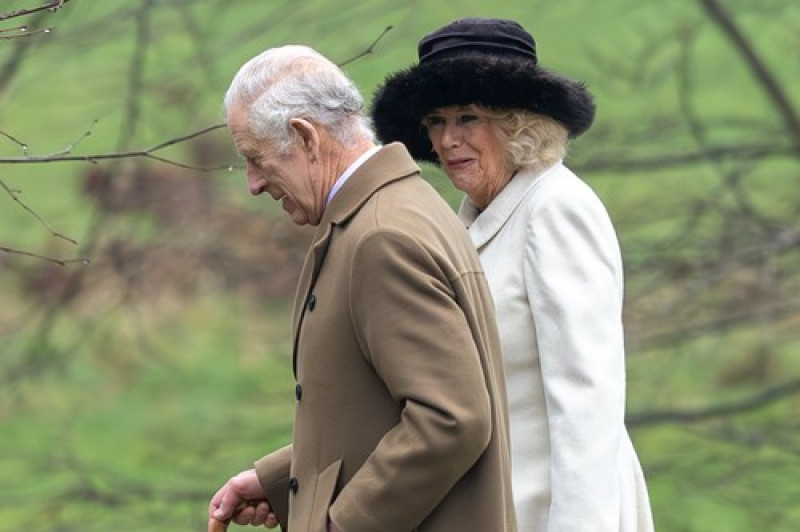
[227, 104, 321, 226]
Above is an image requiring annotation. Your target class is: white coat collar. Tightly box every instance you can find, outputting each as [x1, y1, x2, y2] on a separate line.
[458, 161, 563, 248]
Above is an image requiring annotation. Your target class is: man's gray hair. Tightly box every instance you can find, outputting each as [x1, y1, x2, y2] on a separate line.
[224, 45, 375, 153]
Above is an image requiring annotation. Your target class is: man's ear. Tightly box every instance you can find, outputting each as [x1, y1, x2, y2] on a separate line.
[288, 118, 319, 156]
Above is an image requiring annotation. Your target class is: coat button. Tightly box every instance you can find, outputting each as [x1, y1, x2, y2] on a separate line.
[295, 383, 302, 401]
[288, 477, 299, 494]
[306, 293, 316, 311]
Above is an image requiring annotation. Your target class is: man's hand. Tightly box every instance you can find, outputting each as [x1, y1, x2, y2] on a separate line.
[208, 469, 280, 531]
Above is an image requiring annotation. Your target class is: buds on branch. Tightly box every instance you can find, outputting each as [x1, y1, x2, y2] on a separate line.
[0, 0, 70, 40]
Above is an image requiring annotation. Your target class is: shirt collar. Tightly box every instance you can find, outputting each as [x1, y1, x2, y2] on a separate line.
[326, 145, 381, 206]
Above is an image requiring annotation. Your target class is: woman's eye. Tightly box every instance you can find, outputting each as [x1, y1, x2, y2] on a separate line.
[425, 115, 446, 127]
[457, 114, 480, 125]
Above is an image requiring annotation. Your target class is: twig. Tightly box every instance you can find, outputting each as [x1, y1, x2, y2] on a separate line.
[0, 123, 231, 171]
[577, 142, 796, 174]
[696, 0, 800, 148]
[0, 0, 69, 40]
[337, 25, 393, 67]
[0, 0, 71, 23]
[0, 245, 88, 266]
[1, 179, 77, 244]
[0, 130, 28, 153]
[627, 378, 800, 427]
[46, 120, 98, 157]
[0, 25, 53, 40]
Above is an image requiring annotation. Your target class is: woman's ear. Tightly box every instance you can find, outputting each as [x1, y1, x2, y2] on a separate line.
[288, 118, 319, 158]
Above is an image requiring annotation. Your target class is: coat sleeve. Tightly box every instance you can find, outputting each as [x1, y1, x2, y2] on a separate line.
[525, 178, 627, 531]
[329, 229, 493, 532]
[254, 444, 293, 530]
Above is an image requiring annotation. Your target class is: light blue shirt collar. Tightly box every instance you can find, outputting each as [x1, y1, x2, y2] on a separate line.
[326, 145, 381, 205]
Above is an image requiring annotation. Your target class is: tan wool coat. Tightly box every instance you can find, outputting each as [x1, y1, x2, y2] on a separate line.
[253, 143, 517, 532]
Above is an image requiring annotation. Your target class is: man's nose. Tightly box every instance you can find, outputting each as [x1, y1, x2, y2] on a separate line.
[246, 162, 266, 195]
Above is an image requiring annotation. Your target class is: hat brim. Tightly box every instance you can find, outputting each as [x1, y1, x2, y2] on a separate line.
[371, 55, 595, 163]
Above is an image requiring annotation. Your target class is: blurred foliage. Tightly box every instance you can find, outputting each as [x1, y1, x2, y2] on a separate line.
[1, 0, 799, 530]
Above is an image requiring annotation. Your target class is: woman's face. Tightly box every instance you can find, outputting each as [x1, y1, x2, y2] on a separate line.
[424, 105, 513, 210]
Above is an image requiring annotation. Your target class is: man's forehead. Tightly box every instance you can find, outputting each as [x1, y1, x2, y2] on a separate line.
[228, 127, 253, 148]
[228, 123, 251, 140]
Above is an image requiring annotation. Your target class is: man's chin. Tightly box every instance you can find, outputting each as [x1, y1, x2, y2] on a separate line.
[286, 209, 311, 226]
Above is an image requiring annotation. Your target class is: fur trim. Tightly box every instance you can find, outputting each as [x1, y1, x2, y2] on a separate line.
[371, 55, 595, 163]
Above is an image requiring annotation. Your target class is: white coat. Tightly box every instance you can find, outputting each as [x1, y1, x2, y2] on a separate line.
[458, 161, 655, 531]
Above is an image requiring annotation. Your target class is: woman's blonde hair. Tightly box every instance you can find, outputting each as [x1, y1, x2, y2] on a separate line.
[480, 105, 569, 174]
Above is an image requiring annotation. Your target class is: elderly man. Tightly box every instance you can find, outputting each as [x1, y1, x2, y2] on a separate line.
[207, 45, 516, 532]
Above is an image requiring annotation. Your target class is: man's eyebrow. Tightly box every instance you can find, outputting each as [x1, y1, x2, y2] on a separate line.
[230, 137, 255, 155]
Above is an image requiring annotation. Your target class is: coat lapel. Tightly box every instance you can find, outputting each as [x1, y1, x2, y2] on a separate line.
[291, 142, 421, 376]
[458, 164, 557, 249]
[323, 142, 420, 226]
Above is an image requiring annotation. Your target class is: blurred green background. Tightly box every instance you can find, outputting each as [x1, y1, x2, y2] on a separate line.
[1, 1, 799, 530]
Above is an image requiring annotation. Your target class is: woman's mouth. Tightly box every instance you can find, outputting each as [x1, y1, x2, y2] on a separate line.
[446, 158, 473, 171]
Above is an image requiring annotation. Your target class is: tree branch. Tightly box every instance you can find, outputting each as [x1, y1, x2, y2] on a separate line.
[697, 0, 800, 148]
[627, 378, 800, 427]
[1, 179, 77, 244]
[0, 0, 70, 23]
[0, 245, 88, 266]
[0, 123, 230, 170]
[0, 0, 70, 40]
[577, 142, 796, 173]
[337, 25, 393, 67]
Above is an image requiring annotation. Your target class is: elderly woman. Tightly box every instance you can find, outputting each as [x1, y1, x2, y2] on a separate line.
[372, 18, 655, 531]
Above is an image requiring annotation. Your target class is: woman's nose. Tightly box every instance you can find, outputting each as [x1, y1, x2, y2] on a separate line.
[440, 123, 463, 147]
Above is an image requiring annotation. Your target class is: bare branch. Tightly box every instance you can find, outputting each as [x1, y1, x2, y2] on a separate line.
[0, 11, 50, 94]
[117, 0, 155, 151]
[146, 122, 227, 153]
[46, 120, 98, 157]
[0, 0, 70, 23]
[1, 179, 77, 244]
[577, 142, 796, 173]
[0, 130, 28, 152]
[0, 25, 53, 40]
[627, 379, 800, 427]
[337, 25, 393, 68]
[0, 245, 88, 266]
[0, 123, 230, 170]
[697, 0, 800, 148]
[0, 0, 70, 40]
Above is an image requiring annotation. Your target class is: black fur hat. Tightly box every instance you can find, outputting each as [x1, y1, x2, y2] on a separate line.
[371, 18, 596, 163]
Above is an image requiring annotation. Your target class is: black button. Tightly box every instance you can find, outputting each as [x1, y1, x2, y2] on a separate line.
[295, 383, 302, 401]
[288, 477, 299, 494]
[306, 294, 316, 311]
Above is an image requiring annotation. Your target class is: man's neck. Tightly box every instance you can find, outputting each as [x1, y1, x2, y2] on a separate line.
[335, 137, 377, 176]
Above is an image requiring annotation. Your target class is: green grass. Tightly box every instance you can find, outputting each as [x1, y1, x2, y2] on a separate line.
[0, 296, 294, 531]
[2, 0, 799, 530]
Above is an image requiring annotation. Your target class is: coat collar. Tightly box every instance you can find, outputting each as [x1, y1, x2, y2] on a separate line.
[458, 161, 562, 248]
[320, 142, 420, 227]
[291, 142, 421, 371]
[298, 142, 419, 299]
